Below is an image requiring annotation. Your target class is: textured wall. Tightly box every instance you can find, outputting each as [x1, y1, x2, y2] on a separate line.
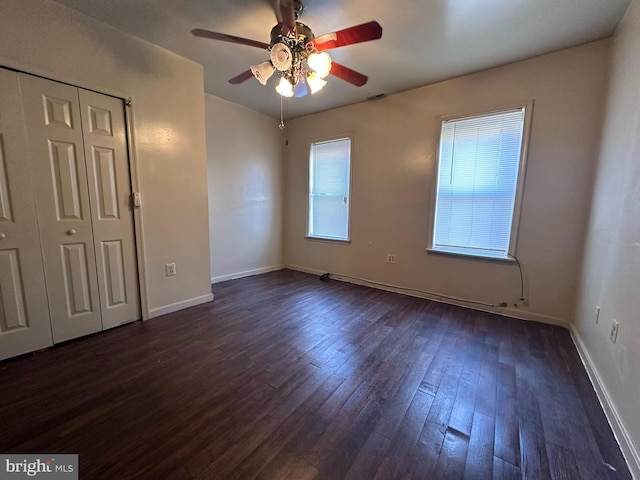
[573, 0, 640, 474]
[205, 94, 284, 283]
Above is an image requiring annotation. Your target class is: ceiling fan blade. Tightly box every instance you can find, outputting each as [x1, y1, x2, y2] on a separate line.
[330, 62, 368, 87]
[312, 21, 383, 51]
[191, 29, 269, 50]
[229, 69, 255, 85]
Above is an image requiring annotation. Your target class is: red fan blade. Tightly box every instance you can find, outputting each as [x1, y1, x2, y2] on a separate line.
[191, 29, 269, 50]
[229, 70, 255, 85]
[330, 62, 368, 87]
[311, 21, 382, 51]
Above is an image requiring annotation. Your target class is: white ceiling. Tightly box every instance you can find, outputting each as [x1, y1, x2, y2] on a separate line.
[52, 0, 630, 120]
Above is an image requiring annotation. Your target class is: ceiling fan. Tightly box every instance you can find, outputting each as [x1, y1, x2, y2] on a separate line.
[192, 0, 383, 98]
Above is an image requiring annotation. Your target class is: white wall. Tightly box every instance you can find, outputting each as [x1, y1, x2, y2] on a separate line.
[284, 40, 610, 326]
[573, 0, 640, 475]
[205, 95, 284, 283]
[0, 0, 213, 317]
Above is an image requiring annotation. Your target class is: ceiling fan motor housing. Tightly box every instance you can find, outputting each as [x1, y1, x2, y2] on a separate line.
[269, 22, 314, 47]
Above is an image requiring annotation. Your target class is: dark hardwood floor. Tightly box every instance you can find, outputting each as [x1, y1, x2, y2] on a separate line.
[0, 269, 631, 479]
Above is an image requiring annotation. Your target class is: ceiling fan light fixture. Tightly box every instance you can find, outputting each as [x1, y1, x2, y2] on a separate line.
[307, 52, 332, 78]
[250, 61, 275, 85]
[276, 76, 294, 97]
[195, 2, 383, 102]
[270, 43, 293, 71]
[307, 72, 327, 94]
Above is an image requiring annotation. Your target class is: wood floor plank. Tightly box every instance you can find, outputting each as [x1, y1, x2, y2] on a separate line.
[409, 419, 446, 478]
[432, 427, 470, 479]
[493, 455, 522, 480]
[516, 375, 552, 480]
[0, 269, 632, 480]
[494, 362, 521, 467]
[253, 453, 319, 480]
[448, 340, 482, 437]
[547, 443, 583, 480]
[464, 411, 495, 480]
[372, 336, 433, 438]
[342, 431, 391, 480]
[373, 390, 435, 479]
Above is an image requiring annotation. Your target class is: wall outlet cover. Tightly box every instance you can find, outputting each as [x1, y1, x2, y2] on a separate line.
[609, 319, 619, 344]
[165, 263, 176, 276]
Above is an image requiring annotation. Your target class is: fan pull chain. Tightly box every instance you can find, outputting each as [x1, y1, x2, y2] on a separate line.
[279, 94, 286, 130]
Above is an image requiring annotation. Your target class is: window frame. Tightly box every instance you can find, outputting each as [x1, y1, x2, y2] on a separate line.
[427, 102, 534, 261]
[306, 134, 353, 243]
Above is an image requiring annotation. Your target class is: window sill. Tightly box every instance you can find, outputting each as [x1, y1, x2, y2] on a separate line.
[426, 247, 515, 263]
[306, 235, 351, 245]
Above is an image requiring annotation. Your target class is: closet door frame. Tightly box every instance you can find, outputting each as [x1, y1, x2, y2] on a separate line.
[6, 65, 149, 321]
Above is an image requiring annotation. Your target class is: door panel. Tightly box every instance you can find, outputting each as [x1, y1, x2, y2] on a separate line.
[20, 73, 102, 343]
[49, 140, 84, 220]
[0, 249, 29, 330]
[0, 69, 53, 360]
[43, 95, 73, 128]
[0, 138, 12, 222]
[61, 243, 94, 315]
[102, 240, 127, 307]
[79, 89, 140, 329]
[92, 146, 119, 219]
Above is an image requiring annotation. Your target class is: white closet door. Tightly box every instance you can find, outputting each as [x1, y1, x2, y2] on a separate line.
[79, 89, 140, 329]
[20, 74, 103, 343]
[0, 69, 53, 360]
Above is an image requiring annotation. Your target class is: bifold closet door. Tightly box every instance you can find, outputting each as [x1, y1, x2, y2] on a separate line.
[20, 74, 103, 343]
[0, 71, 140, 356]
[0, 70, 53, 360]
[78, 89, 140, 330]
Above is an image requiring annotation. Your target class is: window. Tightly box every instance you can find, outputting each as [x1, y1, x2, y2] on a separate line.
[430, 106, 530, 259]
[308, 137, 352, 241]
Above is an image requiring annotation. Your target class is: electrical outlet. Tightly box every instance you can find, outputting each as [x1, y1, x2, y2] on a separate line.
[609, 319, 619, 344]
[595, 306, 601, 325]
[165, 263, 176, 277]
[387, 254, 396, 264]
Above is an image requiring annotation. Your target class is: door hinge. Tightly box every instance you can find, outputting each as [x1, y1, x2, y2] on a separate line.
[133, 192, 142, 207]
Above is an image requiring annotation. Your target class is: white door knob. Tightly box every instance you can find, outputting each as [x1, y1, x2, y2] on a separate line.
[66, 229, 77, 235]
[0, 233, 5, 239]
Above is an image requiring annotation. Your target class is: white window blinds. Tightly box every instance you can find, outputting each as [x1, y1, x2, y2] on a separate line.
[432, 108, 526, 258]
[308, 137, 351, 241]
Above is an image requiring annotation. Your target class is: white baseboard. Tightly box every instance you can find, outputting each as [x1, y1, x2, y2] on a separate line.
[570, 327, 640, 479]
[285, 264, 326, 276]
[285, 264, 568, 328]
[148, 293, 214, 319]
[499, 306, 568, 327]
[210, 264, 285, 284]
